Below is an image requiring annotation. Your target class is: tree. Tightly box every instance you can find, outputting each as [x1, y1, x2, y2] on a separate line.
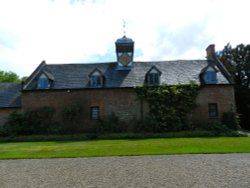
[21, 76, 28, 83]
[218, 43, 250, 130]
[0, 71, 21, 83]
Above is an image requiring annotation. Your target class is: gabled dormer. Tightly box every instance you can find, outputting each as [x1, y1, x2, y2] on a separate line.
[205, 44, 234, 84]
[89, 68, 104, 88]
[201, 65, 218, 84]
[146, 66, 161, 86]
[37, 70, 54, 89]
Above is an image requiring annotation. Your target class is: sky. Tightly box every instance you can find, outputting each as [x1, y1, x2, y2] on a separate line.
[1, 0, 250, 77]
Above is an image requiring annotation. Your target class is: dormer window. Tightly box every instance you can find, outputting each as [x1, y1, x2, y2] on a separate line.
[146, 66, 161, 86]
[89, 69, 104, 88]
[37, 74, 49, 89]
[203, 66, 218, 84]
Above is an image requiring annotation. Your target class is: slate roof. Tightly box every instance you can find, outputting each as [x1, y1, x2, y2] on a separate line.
[23, 60, 231, 90]
[0, 83, 21, 108]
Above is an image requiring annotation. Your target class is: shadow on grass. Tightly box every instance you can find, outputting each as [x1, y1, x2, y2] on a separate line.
[0, 130, 243, 143]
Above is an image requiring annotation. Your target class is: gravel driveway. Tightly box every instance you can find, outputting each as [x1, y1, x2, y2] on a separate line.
[0, 154, 249, 188]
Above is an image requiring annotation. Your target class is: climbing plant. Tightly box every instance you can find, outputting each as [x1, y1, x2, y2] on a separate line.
[135, 82, 199, 132]
[62, 103, 83, 133]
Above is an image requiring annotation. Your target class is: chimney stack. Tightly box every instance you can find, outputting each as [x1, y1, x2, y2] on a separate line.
[206, 44, 215, 59]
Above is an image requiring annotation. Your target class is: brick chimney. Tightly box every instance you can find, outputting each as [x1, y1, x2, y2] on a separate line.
[206, 44, 215, 58]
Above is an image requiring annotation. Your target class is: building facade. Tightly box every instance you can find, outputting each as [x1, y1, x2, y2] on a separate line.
[1, 36, 235, 129]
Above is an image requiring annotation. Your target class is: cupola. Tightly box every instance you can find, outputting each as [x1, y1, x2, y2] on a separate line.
[115, 35, 134, 70]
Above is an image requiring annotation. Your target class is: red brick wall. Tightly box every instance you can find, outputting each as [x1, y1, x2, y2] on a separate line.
[0, 108, 20, 126]
[193, 85, 236, 124]
[22, 85, 235, 129]
[22, 88, 143, 130]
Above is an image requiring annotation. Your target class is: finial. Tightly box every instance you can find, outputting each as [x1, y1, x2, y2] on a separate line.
[123, 19, 126, 37]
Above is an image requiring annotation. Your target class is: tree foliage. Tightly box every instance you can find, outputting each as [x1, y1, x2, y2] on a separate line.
[219, 43, 250, 87]
[0, 71, 21, 83]
[135, 83, 199, 132]
[2, 107, 57, 136]
[218, 43, 250, 130]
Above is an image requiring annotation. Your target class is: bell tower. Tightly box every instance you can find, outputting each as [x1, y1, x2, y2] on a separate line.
[115, 35, 134, 70]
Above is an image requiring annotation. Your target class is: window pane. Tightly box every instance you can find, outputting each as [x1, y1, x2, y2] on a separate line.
[208, 103, 218, 117]
[90, 76, 102, 87]
[91, 107, 100, 120]
[154, 73, 159, 84]
[97, 76, 101, 85]
[38, 77, 48, 89]
[148, 74, 153, 85]
[148, 73, 159, 85]
[211, 72, 217, 82]
[205, 71, 217, 83]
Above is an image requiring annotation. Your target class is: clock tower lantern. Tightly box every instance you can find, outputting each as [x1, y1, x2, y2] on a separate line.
[115, 35, 134, 70]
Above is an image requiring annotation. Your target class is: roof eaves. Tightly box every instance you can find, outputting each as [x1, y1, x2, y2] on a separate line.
[209, 56, 234, 84]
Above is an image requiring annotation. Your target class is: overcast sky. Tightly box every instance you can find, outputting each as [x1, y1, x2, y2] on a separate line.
[0, 0, 250, 77]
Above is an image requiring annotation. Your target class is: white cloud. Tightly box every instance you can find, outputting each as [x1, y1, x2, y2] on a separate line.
[0, 0, 250, 77]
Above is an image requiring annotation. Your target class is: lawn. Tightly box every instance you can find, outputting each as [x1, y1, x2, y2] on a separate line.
[0, 137, 250, 159]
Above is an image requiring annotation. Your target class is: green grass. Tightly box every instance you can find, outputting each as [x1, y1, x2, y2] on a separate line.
[0, 137, 249, 159]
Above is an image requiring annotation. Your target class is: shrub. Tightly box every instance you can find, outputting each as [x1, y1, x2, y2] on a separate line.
[62, 103, 81, 122]
[133, 117, 162, 133]
[2, 107, 58, 136]
[46, 122, 65, 135]
[27, 106, 56, 134]
[2, 112, 32, 136]
[202, 121, 232, 136]
[0, 126, 8, 137]
[92, 113, 127, 133]
[222, 112, 241, 130]
[62, 103, 83, 133]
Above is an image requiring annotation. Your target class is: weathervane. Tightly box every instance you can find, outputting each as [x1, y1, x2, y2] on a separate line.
[123, 19, 126, 36]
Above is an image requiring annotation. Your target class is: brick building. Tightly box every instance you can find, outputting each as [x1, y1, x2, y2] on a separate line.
[0, 83, 21, 125]
[1, 36, 235, 129]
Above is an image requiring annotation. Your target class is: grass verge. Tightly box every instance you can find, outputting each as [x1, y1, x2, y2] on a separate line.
[0, 137, 249, 159]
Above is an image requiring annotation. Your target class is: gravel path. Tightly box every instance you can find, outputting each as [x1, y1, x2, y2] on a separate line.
[0, 154, 249, 188]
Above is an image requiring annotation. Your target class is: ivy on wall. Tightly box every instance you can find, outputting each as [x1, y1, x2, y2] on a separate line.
[135, 82, 199, 132]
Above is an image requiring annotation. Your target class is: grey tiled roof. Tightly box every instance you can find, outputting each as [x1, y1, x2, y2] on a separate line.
[23, 60, 230, 90]
[0, 83, 21, 108]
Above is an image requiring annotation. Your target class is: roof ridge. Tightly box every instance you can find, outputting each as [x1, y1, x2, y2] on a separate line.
[46, 62, 117, 66]
[45, 59, 207, 66]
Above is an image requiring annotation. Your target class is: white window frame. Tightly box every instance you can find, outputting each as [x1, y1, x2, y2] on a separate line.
[90, 106, 100, 120]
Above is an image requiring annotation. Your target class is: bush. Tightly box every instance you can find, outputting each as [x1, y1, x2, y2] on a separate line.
[62, 103, 83, 133]
[133, 117, 161, 133]
[202, 121, 232, 136]
[46, 122, 65, 135]
[27, 106, 56, 134]
[0, 130, 242, 143]
[222, 112, 241, 130]
[62, 103, 81, 122]
[92, 113, 127, 133]
[0, 126, 7, 137]
[2, 107, 59, 136]
[2, 112, 32, 136]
